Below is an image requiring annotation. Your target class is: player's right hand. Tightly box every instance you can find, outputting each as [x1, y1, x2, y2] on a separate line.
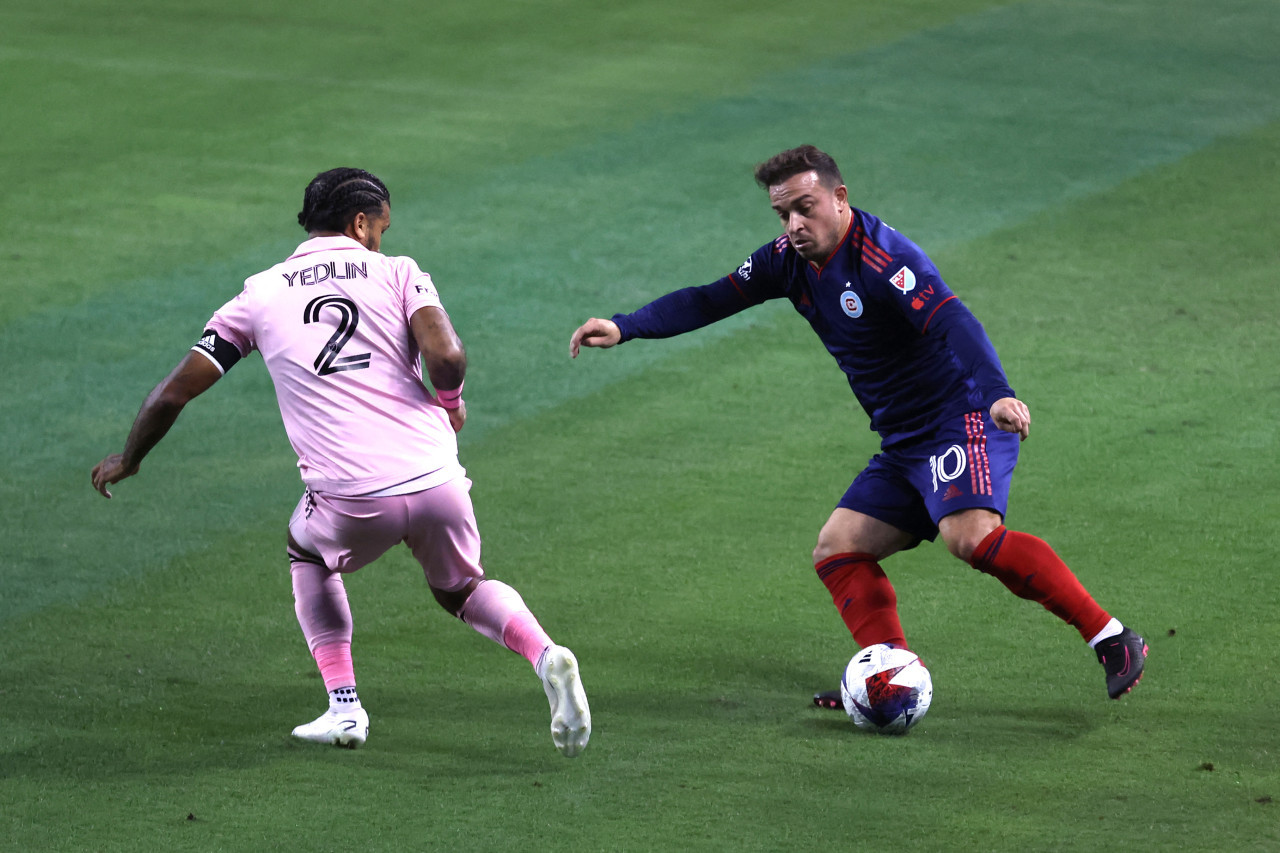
[569, 318, 621, 358]
[447, 400, 466, 433]
[91, 454, 138, 499]
[990, 397, 1031, 441]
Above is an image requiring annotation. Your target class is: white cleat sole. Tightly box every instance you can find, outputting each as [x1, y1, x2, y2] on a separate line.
[540, 646, 591, 758]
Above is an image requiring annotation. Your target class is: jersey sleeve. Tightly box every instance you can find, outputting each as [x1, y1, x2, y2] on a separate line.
[923, 298, 1016, 408]
[871, 241, 1015, 408]
[396, 256, 444, 318]
[613, 242, 786, 342]
[193, 288, 257, 373]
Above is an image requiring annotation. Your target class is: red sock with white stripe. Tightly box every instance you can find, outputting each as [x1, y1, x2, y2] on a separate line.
[815, 552, 908, 648]
[969, 526, 1111, 641]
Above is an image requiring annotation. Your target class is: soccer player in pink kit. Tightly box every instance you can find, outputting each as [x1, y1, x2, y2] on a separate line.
[91, 168, 590, 756]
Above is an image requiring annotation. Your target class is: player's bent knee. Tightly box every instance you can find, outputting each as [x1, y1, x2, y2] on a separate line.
[813, 529, 906, 565]
[939, 510, 1003, 563]
[814, 509, 916, 564]
[941, 526, 989, 562]
[944, 536, 979, 563]
[431, 578, 480, 617]
[813, 537, 856, 566]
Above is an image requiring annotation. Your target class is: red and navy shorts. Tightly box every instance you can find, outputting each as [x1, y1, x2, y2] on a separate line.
[837, 410, 1019, 544]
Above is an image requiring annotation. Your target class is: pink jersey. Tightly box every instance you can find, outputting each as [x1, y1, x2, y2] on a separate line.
[195, 236, 460, 496]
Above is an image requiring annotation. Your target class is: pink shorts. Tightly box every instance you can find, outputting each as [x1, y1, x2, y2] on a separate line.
[288, 476, 485, 592]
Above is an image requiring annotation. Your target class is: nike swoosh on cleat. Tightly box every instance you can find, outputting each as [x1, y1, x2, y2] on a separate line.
[1116, 648, 1131, 677]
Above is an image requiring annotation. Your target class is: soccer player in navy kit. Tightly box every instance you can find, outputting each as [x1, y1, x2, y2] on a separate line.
[569, 145, 1147, 702]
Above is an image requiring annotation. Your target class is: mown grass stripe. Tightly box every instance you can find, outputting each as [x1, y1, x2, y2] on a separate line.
[2, 119, 1277, 851]
[4, 0, 1278, 625]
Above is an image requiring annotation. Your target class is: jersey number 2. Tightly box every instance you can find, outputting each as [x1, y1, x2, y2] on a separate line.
[304, 295, 371, 375]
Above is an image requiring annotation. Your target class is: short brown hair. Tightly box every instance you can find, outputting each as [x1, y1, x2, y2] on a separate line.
[753, 145, 844, 190]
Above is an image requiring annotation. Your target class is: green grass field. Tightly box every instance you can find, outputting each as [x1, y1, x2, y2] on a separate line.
[2, 0, 1278, 850]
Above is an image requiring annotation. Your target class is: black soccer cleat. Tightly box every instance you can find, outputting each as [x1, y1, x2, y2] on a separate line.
[813, 688, 843, 710]
[1095, 626, 1148, 699]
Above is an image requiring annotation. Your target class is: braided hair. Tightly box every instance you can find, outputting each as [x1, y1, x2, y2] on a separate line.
[297, 168, 391, 233]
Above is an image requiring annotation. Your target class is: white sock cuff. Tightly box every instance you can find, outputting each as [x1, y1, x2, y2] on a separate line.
[1087, 617, 1124, 648]
[329, 685, 362, 710]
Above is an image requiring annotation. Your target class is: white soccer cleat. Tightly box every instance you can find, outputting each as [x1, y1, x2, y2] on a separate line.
[539, 645, 591, 758]
[291, 706, 369, 749]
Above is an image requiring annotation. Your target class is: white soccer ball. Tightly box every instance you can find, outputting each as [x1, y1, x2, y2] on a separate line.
[840, 644, 933, 735]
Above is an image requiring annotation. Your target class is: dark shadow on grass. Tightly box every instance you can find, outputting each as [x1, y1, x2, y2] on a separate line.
[798, 703, 1099, 746]
[794, 689, 1102, 743]
[947, 704, 1099, 740]
[0, 683, 574, 784]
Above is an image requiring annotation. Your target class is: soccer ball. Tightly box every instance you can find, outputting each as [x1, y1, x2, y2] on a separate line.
[840, 644, 933, 735]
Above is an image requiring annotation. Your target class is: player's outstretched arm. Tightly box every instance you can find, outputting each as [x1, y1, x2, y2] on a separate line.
[569, 318, 621, 359]
[410, 305, 467, 432]
[91, 352, 224, 498]
[990, 396, 1031, 440]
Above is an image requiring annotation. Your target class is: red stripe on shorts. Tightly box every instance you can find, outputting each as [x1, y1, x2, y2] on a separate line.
[965, 412, 993, 496]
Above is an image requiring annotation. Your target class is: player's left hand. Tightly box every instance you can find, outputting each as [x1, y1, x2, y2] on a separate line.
[91, 454, 138, 498]
[990, 397, 1030, 440]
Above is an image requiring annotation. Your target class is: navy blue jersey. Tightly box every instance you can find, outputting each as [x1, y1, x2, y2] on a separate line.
[612, 208, 1016, 447]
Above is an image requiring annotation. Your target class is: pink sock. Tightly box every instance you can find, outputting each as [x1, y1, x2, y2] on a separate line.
[313, 642, 356, 692]
[461, 579, 553, 667]
[291, 560, 357, 691]
[502, 613, 555, 666]
[291, 560, 353, 650]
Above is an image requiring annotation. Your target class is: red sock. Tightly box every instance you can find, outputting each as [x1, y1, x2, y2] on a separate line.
[970, 526, 1111, 641]
[815, 553, 907, 648]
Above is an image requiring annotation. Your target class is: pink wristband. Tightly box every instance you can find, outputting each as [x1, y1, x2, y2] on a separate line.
[437, 382, 464, 410]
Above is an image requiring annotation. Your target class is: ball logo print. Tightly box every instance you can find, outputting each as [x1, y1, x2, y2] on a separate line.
[858, 668, 913, 726]
[840, 644, 933, 734]
[840, 287, 864, 318]
[930, 444, 966, 492]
